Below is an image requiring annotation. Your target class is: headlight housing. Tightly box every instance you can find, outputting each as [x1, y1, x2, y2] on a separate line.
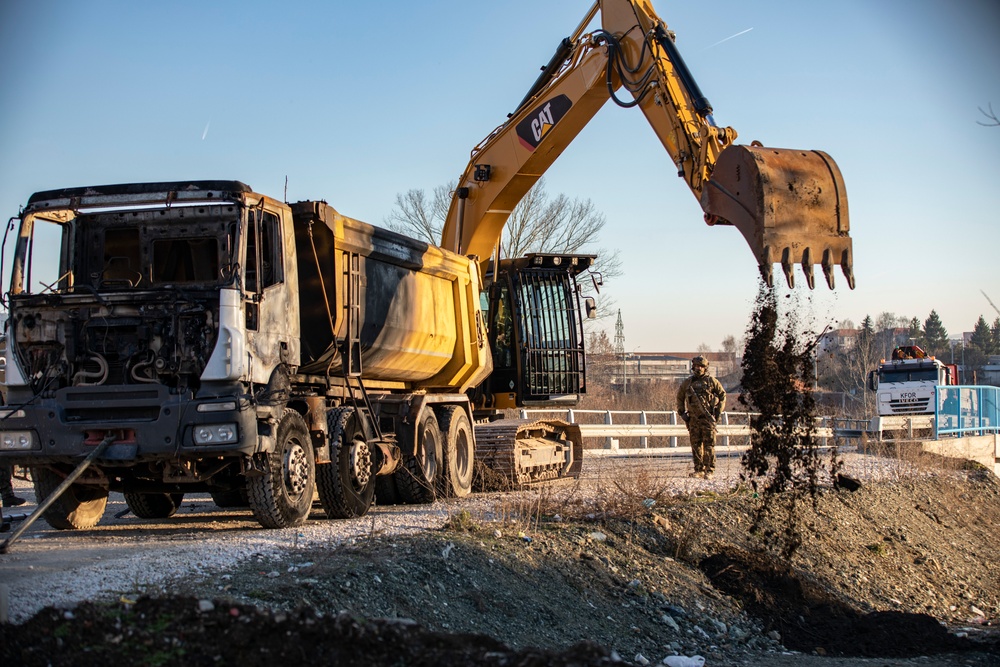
[0, 430, 36, 451]
[196, 401, 238, 413]
[193, 424, 238, 445]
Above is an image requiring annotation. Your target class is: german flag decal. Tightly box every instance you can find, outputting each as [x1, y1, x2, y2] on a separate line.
[515, 95, 573, 151]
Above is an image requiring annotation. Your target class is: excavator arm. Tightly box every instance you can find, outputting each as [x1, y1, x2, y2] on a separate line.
[441, 0, 853, 290]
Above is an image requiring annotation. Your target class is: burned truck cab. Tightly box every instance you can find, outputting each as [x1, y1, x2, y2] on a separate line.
[0, 181, 301, 526]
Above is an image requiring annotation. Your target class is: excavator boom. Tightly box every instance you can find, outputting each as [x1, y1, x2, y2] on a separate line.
[442, 0, 854, 289]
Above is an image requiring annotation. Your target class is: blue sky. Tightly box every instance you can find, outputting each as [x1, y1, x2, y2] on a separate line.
[1, 1, 998, 352]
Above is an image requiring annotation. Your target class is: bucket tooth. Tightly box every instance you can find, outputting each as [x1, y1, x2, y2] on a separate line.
[841, 248, 855, 290]
[801, 248, 815, 290]
[759, 246, 774, 287]
[781, 247, 794, 289]
[821, 248, 836, 290]
[759, 263, 774, 287]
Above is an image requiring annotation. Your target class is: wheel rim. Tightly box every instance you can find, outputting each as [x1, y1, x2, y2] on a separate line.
[455, 427, 471, 480]
[283, 439, 310, 498]
[350, 437, 372, 489]
[420, 423, 438, 479]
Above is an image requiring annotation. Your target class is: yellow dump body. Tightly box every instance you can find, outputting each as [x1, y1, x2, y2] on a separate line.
[290, 201, 491, 392]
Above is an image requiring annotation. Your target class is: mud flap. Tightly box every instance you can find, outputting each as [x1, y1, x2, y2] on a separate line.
[702, 144, 854, 290]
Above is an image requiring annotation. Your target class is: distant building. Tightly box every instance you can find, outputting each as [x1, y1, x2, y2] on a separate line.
[979, 355, 1000, 386]
[818, 328, 858, 354]
[609, 351, 738, 391]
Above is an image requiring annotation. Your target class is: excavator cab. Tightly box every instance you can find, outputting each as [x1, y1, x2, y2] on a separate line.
[480, 253, 595, 410]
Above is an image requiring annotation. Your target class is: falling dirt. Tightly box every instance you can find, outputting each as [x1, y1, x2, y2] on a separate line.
[738, 281, 840, 558]
[722, 283, 988, 660]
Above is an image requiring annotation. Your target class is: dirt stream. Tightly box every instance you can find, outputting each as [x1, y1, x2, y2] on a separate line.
[3, 466, 999, 666]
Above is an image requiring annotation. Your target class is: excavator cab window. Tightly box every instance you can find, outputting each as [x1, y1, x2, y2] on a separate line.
[511, 268, 585, 400]
[491, 282, 515, 369]
[480, 276, 522, 409]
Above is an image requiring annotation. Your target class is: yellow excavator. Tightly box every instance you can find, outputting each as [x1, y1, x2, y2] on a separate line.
[443, 0, 854, 481]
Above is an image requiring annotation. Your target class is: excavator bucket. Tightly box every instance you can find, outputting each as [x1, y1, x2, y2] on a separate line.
[701, 145, 854, 289]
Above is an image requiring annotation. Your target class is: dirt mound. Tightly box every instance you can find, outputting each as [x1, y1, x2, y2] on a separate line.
[701, 547, 970, 657]
[1, 596, 621, 667]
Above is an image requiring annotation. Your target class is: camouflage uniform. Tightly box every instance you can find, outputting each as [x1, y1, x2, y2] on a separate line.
[1, 463, 25, 507]
[676, 357, 726, 476]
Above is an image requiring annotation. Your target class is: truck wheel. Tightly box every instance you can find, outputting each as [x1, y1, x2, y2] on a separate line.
[124, 492, 184, 519]
[31, 466, 108, 530]
[395, 408, 442, 504]
[316, 407, 375, 519]
[435, 405, 474, 498]
[247, 409, 315, 528]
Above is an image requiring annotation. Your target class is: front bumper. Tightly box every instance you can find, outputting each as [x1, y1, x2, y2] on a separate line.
[0, 384, 257, 466]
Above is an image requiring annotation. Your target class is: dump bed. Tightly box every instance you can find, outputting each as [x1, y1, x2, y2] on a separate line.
[290, 201, 491, 392]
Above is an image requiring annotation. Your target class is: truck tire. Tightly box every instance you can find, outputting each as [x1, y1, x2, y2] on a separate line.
[123, 492, 184, 519]
[395, 408, 442, 505]
[31, 466, 108, 530]
[316, 407, 376, 519]
[247, 409, 315, 529]
[435, 405, 474, 498]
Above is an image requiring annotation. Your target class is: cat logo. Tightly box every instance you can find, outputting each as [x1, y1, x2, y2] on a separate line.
[515, 95, 573, 151]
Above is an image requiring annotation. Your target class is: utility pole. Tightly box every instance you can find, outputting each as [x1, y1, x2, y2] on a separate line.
[614, 310, 626, 395]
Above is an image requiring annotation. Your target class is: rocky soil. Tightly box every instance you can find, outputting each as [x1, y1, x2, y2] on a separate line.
[2, 450, 999, 666]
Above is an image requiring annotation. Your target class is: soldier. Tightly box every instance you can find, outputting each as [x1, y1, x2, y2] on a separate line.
[676, 355, 726, 479]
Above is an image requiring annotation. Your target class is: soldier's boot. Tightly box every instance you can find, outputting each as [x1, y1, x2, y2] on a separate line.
[1, 472, 26, 507]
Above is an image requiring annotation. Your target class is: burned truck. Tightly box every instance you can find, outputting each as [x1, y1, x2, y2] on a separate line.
[0, 181, 591, 529]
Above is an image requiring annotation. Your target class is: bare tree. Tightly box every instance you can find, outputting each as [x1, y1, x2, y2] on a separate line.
[721, 334, 741, 356]
[385, 178, 622, 280]
[874, 311, 909, 360]
[384, 183, 453, 244]
[821, 330, 881, 418]
[978, 103, 1000, 127]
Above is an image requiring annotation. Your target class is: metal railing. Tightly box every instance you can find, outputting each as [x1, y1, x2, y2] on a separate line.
[935, 385, 1000, 438]
[519, 409, 834, 449]
[864, 414, 935, 440]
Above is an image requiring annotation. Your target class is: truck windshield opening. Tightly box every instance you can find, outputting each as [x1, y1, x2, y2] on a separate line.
[151, 237, 220, 284]
[880, 368, 938, 383]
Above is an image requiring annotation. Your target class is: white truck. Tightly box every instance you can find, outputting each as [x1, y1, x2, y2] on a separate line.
[866, 345, 958, 436]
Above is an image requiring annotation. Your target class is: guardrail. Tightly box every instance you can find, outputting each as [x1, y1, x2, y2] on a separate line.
[519, 409, 835, 449]
[936, 385, 1000, 438]
[864, 415, 935, 440]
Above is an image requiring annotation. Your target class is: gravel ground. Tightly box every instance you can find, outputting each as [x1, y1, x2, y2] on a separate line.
[0, 482, 491, 623]
[0, 445, 953, 623]
[2, 445, 999, 666]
